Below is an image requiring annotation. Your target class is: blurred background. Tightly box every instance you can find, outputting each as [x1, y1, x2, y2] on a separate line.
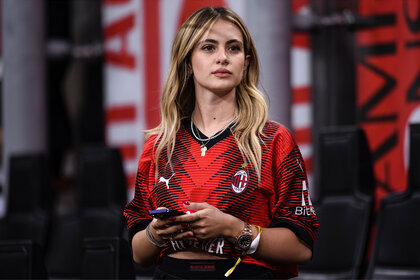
[0, 0, 419, 279]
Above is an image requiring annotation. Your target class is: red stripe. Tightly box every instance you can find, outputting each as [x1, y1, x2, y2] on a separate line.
[292, 0, 309, 13]
[292, 86, 311, 104]
[292, 34, 310, 49]
[178, 0, 226, 28]
[143, 0, 161, 129]
[119, 144, 137, 160]
[106, 105, 136, 124]
[104, 14, 136, 69]
[294, 128, 312, 144]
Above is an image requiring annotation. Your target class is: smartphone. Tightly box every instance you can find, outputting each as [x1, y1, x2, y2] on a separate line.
[149, 208, 185, 219]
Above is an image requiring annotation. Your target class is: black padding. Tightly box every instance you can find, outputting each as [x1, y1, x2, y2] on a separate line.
[408, 123, 420, 191]
[317, 127, 374, 197]
[7, 154, 51, 213]
[366, 123, 420, 279]
[0, 240, 47, 279]
[81, 237, 135, 279]
[77, 145, 127, 210]
[46, 146, 127, 278]
[298, 126, 374, 280]
[0, 154, 51, 248]
[46, 214, 83, 278]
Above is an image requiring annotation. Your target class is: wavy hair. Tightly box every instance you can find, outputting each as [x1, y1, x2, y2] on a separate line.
[147, 6, 268, 180]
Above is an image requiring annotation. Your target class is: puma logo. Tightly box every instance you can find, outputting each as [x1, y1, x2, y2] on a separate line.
[159, 173, 175, 189]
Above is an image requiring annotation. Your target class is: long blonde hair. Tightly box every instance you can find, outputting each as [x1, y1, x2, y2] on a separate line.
[147, 6, 268, 180]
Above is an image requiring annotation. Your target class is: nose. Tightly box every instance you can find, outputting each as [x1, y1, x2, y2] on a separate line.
[216, 49, 228, 65]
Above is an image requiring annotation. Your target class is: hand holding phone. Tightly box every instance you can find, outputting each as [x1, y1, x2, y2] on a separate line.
[149, 208, 185, 219]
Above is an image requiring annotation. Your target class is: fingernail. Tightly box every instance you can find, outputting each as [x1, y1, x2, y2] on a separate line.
[188, 232, 194, 237]
[169, 217, 176, 221]
[183, 201, 190, 206]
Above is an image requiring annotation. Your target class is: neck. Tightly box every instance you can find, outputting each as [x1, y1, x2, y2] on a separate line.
[192, 89, 237, 137]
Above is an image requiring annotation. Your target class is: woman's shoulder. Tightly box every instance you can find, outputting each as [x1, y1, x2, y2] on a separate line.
[262, 120, 297, 155]
[263, 120, 294, 139]
[144, 133, 158, 147]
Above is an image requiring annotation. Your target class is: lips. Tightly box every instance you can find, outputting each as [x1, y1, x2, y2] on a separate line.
[212, 68, 232, 77]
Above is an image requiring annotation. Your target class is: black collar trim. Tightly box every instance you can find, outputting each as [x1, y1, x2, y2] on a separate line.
[183, 118, 233, 150]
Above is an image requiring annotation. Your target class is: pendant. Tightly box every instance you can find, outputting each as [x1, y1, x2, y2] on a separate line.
[201, 145, 207, 156]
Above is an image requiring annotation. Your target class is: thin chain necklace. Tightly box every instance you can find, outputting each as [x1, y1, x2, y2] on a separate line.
[191, 114, 237, 156]
[192, 125, 212, 156]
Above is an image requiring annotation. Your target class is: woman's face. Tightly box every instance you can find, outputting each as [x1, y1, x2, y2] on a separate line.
[190, 19, 249, 96]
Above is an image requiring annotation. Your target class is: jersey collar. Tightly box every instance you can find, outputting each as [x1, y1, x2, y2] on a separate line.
[183, 118, 234, 150]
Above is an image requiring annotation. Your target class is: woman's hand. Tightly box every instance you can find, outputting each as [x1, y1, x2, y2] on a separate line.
[149, 208, 194, 243]
[174, 202, 243, 241]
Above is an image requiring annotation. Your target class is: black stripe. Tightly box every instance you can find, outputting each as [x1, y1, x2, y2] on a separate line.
[269, 218, 314, 250]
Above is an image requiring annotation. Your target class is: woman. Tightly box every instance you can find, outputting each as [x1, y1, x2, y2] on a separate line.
[124, 6, 318, 279]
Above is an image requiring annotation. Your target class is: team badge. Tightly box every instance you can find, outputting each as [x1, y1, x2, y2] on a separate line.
[231, 170, 248, 193]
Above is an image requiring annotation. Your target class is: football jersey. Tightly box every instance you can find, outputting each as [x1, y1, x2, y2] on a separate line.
[124, 119, 319, 278]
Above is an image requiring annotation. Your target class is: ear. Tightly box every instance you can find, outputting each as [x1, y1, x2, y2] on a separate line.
[243, 55, 250, 70]
[188, 63, 193, 75]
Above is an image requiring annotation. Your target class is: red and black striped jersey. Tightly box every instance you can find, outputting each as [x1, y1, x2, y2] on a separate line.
[124, 119, 319, 278]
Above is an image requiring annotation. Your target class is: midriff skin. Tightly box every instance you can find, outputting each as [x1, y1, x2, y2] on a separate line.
[169, 248, 228, 260]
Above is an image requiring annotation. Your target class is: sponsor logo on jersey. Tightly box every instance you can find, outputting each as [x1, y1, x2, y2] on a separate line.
[159, 172, 175, 189]
[231, 170, 248, 193]
[295, 180, 316, 216]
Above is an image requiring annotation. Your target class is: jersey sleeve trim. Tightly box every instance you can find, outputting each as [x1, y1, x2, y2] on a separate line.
[268, 218, 314, 250]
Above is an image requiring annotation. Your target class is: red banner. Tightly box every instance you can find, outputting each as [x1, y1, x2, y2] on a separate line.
[357, 0, 420, 207]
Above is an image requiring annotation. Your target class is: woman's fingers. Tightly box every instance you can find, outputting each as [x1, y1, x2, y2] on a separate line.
[153, 222, 195, 241]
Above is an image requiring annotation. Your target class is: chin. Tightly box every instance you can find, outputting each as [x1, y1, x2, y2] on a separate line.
[207, 85, 234, 94]
[211, 82, 240, 94]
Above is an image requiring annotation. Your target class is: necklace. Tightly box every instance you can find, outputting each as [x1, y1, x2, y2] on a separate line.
[194, 126, 211, 156]
[191, 115, 237, 156]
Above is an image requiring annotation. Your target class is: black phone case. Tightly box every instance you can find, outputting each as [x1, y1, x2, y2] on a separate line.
[149, 209, 185, 219]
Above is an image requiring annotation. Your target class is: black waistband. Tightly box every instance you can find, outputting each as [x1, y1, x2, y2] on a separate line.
[154, 256, 273, 279]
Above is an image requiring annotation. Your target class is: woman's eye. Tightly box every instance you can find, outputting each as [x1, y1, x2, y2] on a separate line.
[228, 45, 241, 52]
[202, 45, 215, 51]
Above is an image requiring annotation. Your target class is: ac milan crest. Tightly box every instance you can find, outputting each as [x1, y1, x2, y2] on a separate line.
[231, 170, 248, 193]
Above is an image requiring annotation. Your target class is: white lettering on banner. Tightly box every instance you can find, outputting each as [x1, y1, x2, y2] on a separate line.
[102, 0, 144, 193]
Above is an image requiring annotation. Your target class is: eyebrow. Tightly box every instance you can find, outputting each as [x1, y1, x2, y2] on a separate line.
[197, 39, 243, 46]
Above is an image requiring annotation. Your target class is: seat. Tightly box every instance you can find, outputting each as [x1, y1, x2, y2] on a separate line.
[366, 123, 420, 279]
[46, 145, 128, 278]
[46, 213, 83, 278]
[297, 126, 374, 279]
[77, 145, 127, 211]
[0, 154, 51, 249]
[81, 237, 135, 279]
[0, 240, 48, 279]
[76, 145, 127, 238]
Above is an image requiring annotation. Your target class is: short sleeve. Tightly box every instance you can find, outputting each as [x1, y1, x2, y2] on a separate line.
[123, 135, 156, 244]
[268, 127, 319, 250]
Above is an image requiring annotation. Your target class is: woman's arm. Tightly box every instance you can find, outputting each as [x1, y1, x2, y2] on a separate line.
[253, 227, 312, 264]
[174, 202, 312, 265]
[131, 216, 193, 267]
[131, 229, 162, 267]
